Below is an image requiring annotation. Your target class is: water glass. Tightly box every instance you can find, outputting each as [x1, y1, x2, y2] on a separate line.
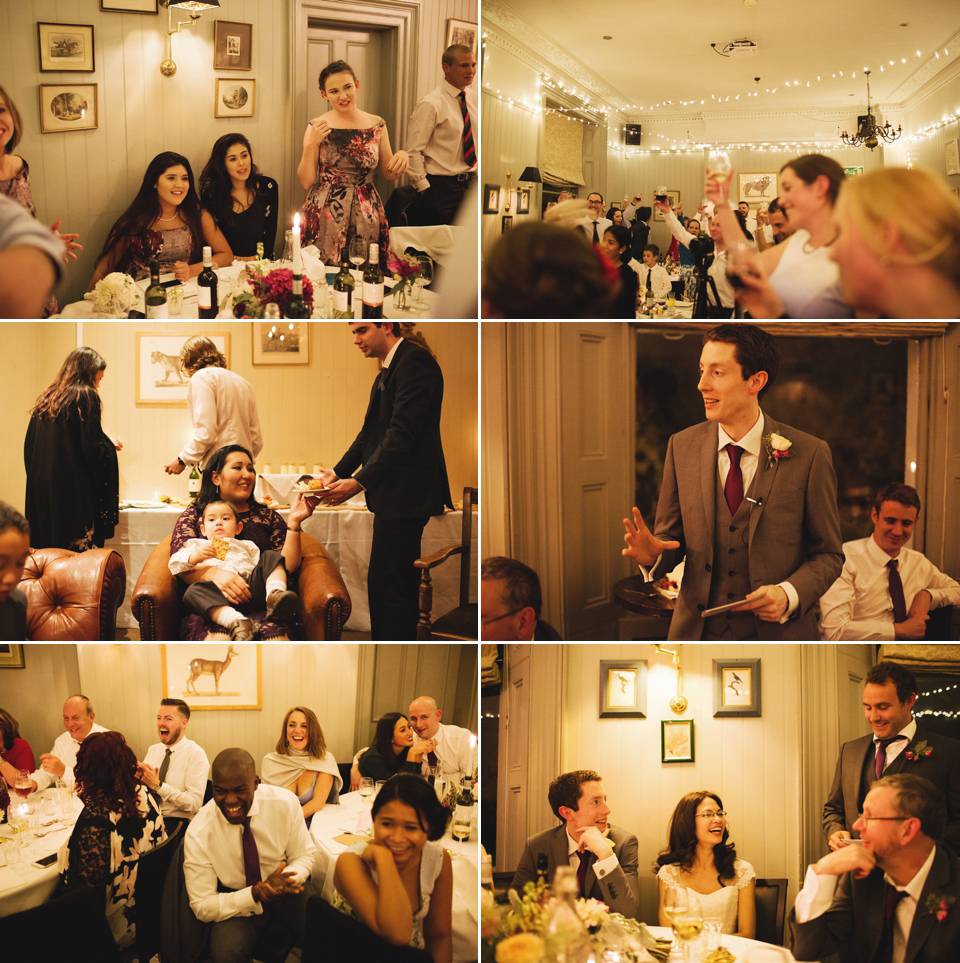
[375, 780, 387, 798]
[1, 836, 22, 866]
[40, 795, 59, 827]
[702, 918, 723, 953]
[358, 777, 374, 802]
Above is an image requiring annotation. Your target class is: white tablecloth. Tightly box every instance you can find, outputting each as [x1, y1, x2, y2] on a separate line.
[0, 792, 81, 918]
[647, 925, 796, 961]
[309, 790, 478, 961]
[106, 505, 476, 634]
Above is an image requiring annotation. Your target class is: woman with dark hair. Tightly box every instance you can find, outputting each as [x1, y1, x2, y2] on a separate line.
[24, 348, 120, 551]
[200, 133, 279, 258]
[61, 731, 165, 949]
[0, 707, 34, 776]
[358, 713, 437, 782]
[88, 151, 232, 288]
[655, 791, 755, 936]
[599, 224, 639, 318]
[334, 773, 453, 962]
[162, 336, 262, 476]
[298, 60, 408, 265]
[169, 444, 318, 640]
[262, 706, 342, 823]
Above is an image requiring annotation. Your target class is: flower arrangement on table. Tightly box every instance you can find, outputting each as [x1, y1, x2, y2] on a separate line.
[387, 250, 422, 310]
[90, 272, 138, 316]
[219, 262, 315, 318]
[482, 879, 668, 963]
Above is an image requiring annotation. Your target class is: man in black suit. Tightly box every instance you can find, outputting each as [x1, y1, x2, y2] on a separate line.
[823, 661, 960, 854]
[511, 769, 639, 918]
[793, 774, 960, 963]
[321, 323, 452, 639]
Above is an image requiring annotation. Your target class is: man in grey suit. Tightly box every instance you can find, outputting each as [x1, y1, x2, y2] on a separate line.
[793, 774, 960, 963]
[823, 661, 960, 854]
[511, 769, 639, 918]
[623, 323, 843, 640]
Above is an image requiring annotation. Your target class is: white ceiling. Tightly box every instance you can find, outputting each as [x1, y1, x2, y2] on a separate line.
[485, 0, 960, 117]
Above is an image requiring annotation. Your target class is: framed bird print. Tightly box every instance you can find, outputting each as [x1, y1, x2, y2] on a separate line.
[713, 658, 761, 717]
[599, 660, 647, 718]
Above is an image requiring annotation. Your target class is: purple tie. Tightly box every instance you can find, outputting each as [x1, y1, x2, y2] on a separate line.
[887, 560, 908, 623]
[875, 735, 906, 780]
[576, 852, 589, 898]
[724, 444, 744, 515]
[877, 884, 907, 963]
[427, 750, 438, 769]
[242, 817, 261, 887]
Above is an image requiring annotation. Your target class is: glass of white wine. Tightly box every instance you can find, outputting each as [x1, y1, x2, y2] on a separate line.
[451, 811, 471, 859]
[706, 149, 732, 180]
[673, 915, 705, 963]
[358, 777, 374, 803]
[663, 886, 690, 963]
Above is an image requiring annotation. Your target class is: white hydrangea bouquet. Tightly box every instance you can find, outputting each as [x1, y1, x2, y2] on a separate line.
[90, 272, 138, 316]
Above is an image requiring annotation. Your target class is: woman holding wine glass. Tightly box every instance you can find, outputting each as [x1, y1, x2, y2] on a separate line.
[334, 773, 453, 963]
[656, 791, 756, 937]
[358, 712, 437, 783]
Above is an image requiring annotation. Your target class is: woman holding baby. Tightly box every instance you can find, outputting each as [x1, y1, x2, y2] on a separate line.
[168, 444, 318, 640]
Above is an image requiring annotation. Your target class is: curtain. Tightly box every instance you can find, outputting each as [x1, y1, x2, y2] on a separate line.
[543, 111, 586, 187]
[880, 644, 960, 674]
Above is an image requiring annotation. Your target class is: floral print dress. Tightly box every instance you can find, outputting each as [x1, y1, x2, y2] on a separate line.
[124, 225, 194, 280]
[300, 122, 391, 266]
[60, 787, 165, 948]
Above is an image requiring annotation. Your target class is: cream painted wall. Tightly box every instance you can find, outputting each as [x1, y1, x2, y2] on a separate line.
[0, 321, 477, 506]
[560, 644, 804, 924]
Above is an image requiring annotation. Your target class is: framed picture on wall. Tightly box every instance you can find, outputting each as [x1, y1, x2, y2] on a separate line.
[652, 190, 680, 221]
[713, 658, 762, 716]
[446, 18, 478, 55]
[214, 20, 253, 70]
[136, 332, 230, 406]
[252, 322, 310, 365]
[39, 84, 99, 133]
[502, 215, 513, 233]
[946, 139, 960, 176]
[215, 79, 256, 118]
[0, 644, 25, 669]
[517, 188, 530, 213]
[599, 660, 647, 718]
[484, 184, 500, 214]
[162, 644, 262, 710]
[37, 23, 95, 73]
[100, 0, 157, 13]
[738, 172, 778, 204]
[662, 719, 694, 763]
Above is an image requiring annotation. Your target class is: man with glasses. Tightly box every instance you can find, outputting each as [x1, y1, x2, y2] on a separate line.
[578, 192, 611, 244]
[481, 556, 561, 640]
[792, 774, 960, 963]
[822, 661, 960, 854]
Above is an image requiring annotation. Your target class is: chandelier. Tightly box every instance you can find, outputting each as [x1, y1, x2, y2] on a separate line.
[840, 70, 901, 150]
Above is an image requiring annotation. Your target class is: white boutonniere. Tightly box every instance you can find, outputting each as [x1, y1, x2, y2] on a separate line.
[762, 432, 793, 469]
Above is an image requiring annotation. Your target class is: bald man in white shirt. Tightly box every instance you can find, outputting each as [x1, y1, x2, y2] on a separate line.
[408, 696, 475, 781]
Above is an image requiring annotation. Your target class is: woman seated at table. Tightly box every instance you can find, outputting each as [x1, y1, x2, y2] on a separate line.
[655, 791, 755, 937]
[262, 706, 341, 825]
[358, 712, 437, 782]
[0, 708, 35, 776]
[87, 151, 232, 288]
[60, 731, 166, 949]
[333, 773, 452, 963]
[200, 133, 279, 259]
[169, 444, 318, 640]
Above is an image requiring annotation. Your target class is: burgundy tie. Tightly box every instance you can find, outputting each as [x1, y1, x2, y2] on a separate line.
[877, 883, 907, 963]
[576, 852, 589, 898]
[724, 444, 744, 515]
[242, 817, 261, 887]
[458, 91, 476, 167]
[875, 735, 907, 780]
[887, 559, 908, 623]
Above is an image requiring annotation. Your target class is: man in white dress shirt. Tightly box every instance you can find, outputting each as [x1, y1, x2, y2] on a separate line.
[138, 698, 210, 831]
[408, 695, 475, 781]
[184, 748, 315, 963]
[23, 694, 108, 792]
[406, 44, 478, 225]
[578, 192, 612, 244]
[820, 483, 960, 640]
[792, 774, 960, 963]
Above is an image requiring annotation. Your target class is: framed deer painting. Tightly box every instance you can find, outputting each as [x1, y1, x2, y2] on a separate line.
[162, 644, 262, 709]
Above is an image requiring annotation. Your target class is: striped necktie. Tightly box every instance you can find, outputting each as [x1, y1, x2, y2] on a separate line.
[458, 91, 476, 167]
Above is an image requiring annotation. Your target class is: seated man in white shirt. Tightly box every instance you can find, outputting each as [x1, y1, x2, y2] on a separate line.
[511, 769, 639, 918]
[578, 192, 612, 244]
[5, 694, 108, 792]
[791, 774, 960, 963]
[635, 244, 672, 298]
[820, 483, 960, 640]
[408, 695, 475, 781]
[184, 748, 315, 963]
[138, 699, 210, 832]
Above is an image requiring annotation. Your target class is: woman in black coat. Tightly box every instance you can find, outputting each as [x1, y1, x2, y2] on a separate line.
[24, 347, 119, 550]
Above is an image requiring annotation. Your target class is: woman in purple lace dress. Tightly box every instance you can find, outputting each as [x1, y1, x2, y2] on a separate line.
[297, 60, 408, 267]
[169, 444, 319, 640]
[88, 151, 232, 288]
[0, 84, 82, 315]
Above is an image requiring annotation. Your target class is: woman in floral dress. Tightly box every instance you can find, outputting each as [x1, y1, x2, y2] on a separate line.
[297, 60, 408, 267]
[88, 151, 232, 288]
[60, 731, 166, 950]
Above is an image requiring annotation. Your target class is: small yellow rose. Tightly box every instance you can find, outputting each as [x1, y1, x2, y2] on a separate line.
[495, 933, 546, 963]
[768, 433, 792, 450]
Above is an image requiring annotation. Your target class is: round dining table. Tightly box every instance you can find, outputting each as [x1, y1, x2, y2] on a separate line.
[646, 925, 796, 963]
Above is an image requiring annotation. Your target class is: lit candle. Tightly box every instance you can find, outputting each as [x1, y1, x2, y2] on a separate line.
[292, 213, 302, 275]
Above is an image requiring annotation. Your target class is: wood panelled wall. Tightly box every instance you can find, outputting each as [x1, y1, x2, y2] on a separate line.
[4, 0, 476, 310]
[0, 321, 477, 507]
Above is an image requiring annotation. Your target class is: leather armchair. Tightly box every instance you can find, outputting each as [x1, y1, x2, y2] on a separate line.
[132, 533, 351, 640]
[19, 547, 126, 640]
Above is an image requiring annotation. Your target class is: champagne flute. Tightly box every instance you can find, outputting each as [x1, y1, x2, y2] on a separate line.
[358, 777, 374, 803]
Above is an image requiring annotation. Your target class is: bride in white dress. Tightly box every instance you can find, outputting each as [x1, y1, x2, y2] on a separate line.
[656, 791, 756, 936]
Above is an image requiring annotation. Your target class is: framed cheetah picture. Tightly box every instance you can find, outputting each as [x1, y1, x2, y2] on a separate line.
[136, 332, 230, 406]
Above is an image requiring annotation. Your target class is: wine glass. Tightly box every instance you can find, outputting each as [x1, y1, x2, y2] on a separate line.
[706, 149, 732, 180]
[349, 237, 366, 282]
[358, 777, 374, 803]
[413, 255, 433, 310]
[14, 769, 35, 814]
[450, 809, 471, 859]
[663, 886, 690, 963]
[674, 916, 704, 963]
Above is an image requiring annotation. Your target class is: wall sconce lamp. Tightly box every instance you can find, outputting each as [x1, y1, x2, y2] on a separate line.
[504, 170, 513, 212]
[159, 0, 220, 77]
[652, 644, 688, 713]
